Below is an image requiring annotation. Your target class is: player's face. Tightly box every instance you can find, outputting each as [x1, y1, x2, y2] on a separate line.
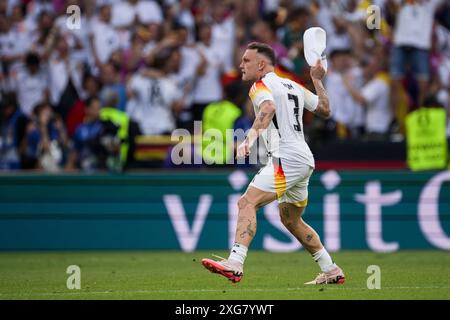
[240, 49, 260, 81]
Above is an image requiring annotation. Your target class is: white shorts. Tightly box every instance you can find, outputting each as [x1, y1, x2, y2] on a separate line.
[249, 157, 314, 207]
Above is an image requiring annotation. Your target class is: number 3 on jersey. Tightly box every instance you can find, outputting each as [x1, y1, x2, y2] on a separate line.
[288, 94, 301, 132]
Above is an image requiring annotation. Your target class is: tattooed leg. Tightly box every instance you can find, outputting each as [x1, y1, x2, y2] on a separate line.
[279, 203, 323, 254]
[234, 187, 277, 247]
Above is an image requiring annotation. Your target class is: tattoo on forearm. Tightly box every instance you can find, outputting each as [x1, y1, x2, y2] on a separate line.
[314, 80, 327, 98]
[258, 112, 268, 123]
[313, 80, 330, 117]
[316, 83, 328, 106]
[306, 234, 313, 242]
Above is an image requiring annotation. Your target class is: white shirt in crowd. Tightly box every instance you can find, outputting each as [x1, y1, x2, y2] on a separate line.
[177, 46, 201, 106]
[48, 54, 83, 106]
[177, 9, 196, 44]
[12, 65, 48, 116]
[193, 43, 223, 104]
[0, 29, 31, 61]
[393, 0, 444, 50]
[315, 5, 352, 55]
[90, 19, 121, 64]
[25, 0, 55, 26]
[361, 76, 392, 134]
[0, 30, 31, 91]
[211, 16, 235, 73]
[325, 68, 365, 129]
[54, 15, 91, 61]
[111, 0, 163, 28]
[126, 74, 180, 135]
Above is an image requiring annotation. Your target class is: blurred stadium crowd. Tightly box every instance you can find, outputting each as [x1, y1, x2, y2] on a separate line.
[0, 0, 449, 171]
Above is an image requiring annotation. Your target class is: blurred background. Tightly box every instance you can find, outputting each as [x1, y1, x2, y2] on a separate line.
[0, 0, 449, 252]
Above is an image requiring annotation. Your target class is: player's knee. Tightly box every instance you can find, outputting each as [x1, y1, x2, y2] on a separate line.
[238, 195, 255, 211]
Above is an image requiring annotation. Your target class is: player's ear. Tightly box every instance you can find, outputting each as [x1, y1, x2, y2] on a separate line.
[258, 60, 264, 71]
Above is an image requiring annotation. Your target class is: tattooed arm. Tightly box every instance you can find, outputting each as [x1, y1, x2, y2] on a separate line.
[310, 60, 331, 119]
[236, 100, 276, 158]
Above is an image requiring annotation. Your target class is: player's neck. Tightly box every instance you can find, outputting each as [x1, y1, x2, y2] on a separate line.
[258, 68, 275, 80]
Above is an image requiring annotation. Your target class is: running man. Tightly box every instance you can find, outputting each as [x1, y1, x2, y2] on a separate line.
[201, 42, 345, 285]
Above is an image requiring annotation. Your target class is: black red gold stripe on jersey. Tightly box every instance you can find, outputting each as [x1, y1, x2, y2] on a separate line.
[272, 157, 286, 198]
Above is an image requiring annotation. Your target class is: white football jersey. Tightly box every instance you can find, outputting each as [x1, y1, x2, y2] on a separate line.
[126, 74, 180, 135]
[249, 72, 318, 167]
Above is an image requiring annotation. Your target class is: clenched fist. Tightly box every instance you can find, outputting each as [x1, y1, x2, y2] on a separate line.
[236, 139, 251, 159]
[310, 59, 326, 81]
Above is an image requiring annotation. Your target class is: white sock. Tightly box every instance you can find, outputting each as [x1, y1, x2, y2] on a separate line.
[312, 247, 336, 273]
[228, 243, 248, 265]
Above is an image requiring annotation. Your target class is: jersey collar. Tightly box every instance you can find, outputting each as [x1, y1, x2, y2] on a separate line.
[260, 71, 276, 80]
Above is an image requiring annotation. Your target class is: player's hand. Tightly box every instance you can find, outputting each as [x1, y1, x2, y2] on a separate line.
[310, 59, 326, 80]
[236, 140, 250, 159]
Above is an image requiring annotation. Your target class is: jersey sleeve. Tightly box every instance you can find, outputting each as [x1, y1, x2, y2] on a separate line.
[249, 80, 274, 107]
[301, 85, 319, 112]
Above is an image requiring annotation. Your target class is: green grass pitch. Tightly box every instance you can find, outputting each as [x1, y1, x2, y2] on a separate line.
[0, 250, 449, 300]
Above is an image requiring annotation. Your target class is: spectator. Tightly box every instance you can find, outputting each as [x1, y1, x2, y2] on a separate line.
[281, 6, 310, 75]
[192, 22, 223, 122]
[89, 3, 120, 68]
[47, 33, 84, 120]
[210, 0, 236, 73]
[0, 14, 26, 86]
[122, 31, 147, 75]
[251, 19, 289, 66]
[67, 96, 119, 171]
[65, 73, 101, 138]
[29, 10, 54, 56]
[325, 49, 364, 139]
[170, 0, 196, 44]
[171, 23, 201, 130]
[100, 89, 141, 170]
[111, 0, 163, 29]
[390, 0, 445, 111]
[126, 49, 183, 135]
[0, 92, 23, 170]
[21, 102, 68, 171]
[25, 0, 54, 25]
[200, 82, 242, 165]
[343, 51, 393, 141]
[9, 4, 33, 54]
[99, 63, 127, 112]
[12, 52, 49, 117]
[53, 0, 91, 64]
